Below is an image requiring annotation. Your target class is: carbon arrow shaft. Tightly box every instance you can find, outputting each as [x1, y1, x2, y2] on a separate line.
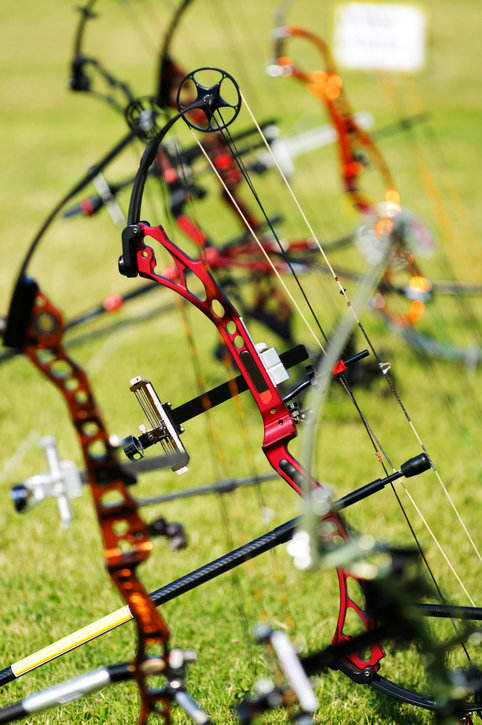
[2, 474, 480, 686]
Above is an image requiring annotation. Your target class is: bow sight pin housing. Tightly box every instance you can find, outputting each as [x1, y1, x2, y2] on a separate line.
[10, 436, 82, 528]
[123, 376, 189, 474]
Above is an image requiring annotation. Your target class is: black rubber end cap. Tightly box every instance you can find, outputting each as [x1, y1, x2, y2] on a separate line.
[400, 453, 431, 478]
[3, 277, 38, 349]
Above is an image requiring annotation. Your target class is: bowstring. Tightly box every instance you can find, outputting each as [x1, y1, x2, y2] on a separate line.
[170, 130, 300, 650]
[299, 283, 476, 673]
[193, 99, 480, 614]
[215, 120, 480, 618]
[209, 100, 480, 669]
[176, 296, 258, 643]
[375, 71, 482, 354]
[197, 104, 396, 475]
[243, 98, 482, 565]
[381, 63, 482, 272]
[372, 71, 482, 510]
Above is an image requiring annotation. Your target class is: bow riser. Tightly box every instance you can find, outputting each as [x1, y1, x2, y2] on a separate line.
[21, 287, 171, 721]
[125, 221, 385, 672]
[134, 224, 298, 446]
[335, 568, 385, 672]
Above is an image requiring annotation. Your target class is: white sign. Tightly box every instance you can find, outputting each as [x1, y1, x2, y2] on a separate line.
[333, 2, 427, 73]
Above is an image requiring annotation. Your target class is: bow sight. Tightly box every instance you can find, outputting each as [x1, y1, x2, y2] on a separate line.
[122, 376, 189, 473]
[10, 436, 82, 528]
[121, 345, 309, 466]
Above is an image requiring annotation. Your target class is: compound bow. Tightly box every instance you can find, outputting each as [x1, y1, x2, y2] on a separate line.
[116, 65, 481, 718]
[1, 273, 211, 723]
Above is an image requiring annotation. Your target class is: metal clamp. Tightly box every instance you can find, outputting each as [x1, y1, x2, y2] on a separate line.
[10, 437, 82, 528]
[123, 377, 189, 474]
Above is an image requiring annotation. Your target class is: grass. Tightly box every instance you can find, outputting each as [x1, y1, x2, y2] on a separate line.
[0, 0, 481, 723]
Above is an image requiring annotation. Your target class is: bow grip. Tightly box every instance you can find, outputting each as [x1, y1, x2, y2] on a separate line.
[3, 276, 39, 349]
[119, 225, 144, 277]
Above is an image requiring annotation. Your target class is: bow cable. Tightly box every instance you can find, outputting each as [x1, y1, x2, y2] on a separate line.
[243, 96, 481, 563]
[187, 95, 480, 608]
[377, 71, 482, 359]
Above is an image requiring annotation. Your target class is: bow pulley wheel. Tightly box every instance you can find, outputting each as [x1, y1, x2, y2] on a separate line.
[176, 67, 242, 132]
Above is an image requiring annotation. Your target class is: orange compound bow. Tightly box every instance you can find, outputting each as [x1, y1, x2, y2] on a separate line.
[1, 277, 206, 724]
[269, 24, 399, 216]
[268, 24, 433, 331]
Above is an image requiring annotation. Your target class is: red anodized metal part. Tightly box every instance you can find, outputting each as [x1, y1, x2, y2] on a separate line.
[132, 220, 385, 671]
[23, 288, 171, 724]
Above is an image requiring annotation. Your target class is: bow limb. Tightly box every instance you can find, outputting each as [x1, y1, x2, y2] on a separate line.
[68, 0, 135, 112]
[156, 0, 195, 109]
[156, 2, 265, 232]
[69, 0, 97, 94]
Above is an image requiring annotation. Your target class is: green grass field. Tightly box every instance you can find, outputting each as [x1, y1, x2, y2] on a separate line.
[0, 1, 480, 723]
